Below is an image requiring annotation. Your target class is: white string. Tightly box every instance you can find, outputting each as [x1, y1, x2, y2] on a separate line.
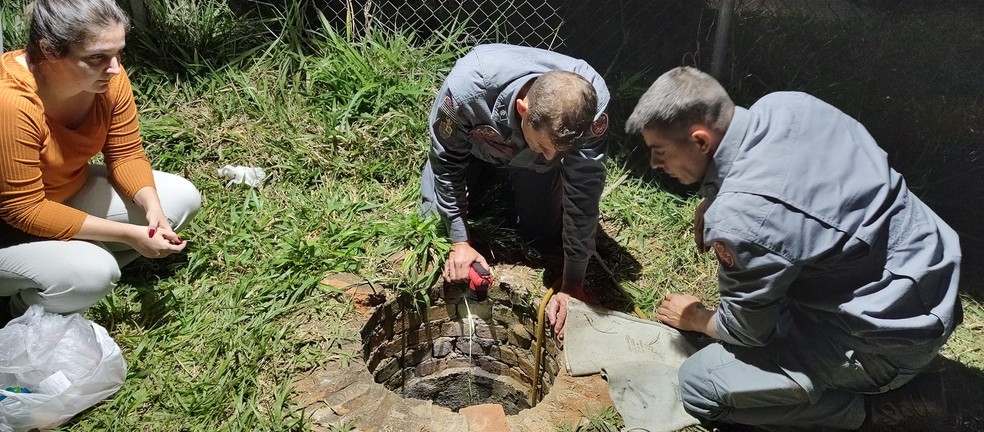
[463, 296, 476, 404]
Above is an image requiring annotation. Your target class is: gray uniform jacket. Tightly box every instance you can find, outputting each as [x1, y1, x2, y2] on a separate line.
[700, 92, 961, 392]
[427, 44, 610, 286]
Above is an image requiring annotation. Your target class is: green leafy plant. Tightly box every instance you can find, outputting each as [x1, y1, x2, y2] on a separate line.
[1, 0, 29, 52]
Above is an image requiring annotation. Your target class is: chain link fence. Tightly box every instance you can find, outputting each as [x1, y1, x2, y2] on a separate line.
[729, 0, 983, 257]
[4, 0, 979, 288]
[311, 0, 979, 173]
[315, 0, 719, 82]
[313, 0, 982, 287]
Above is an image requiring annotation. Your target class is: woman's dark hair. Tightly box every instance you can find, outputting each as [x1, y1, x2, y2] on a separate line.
[25, 0, 129, 64]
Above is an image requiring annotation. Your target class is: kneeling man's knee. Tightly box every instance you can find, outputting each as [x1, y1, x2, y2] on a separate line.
[679, 354, 731, 421]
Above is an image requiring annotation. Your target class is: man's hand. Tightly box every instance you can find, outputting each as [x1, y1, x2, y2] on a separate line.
[695, 198, 710, 253]
[546, 283, 588, 342]
[444, 242, 488, 283]
[656, 293, 719, 338]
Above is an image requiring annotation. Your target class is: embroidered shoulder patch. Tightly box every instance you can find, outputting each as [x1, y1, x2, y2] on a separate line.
[440, 95, 463, 124]
[713, 241, 735, 268]
[435, 95, 459, 140]
[590, 113, 609, 137]
[471, 125, 514, 156]
[437, 114, 455, 139]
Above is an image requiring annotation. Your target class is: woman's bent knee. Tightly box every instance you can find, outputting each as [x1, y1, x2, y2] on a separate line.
[19, 248, 120, 313]
[155, 172, 202, 230]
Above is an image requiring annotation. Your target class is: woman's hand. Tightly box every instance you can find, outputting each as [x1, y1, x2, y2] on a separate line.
[135, 186, 184, 248]
[128, 223, 187, 258]
[77, 215, 185, 259]
[144, 207, 183, 246]
[78, 185, 185, 259]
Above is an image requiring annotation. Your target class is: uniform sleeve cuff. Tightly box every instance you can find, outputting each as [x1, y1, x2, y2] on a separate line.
[714, 310, 744, 346]
[562, 259, 589, 289]
[447, 216, 469, 243]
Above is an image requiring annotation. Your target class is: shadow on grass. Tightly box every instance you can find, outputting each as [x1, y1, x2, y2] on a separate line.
[468, 221, 644, 313]
[458, 158, 645, 307]
[862, 356, 984, 432]
[88, 253, 189, 332]
[463, 177, 645, 313]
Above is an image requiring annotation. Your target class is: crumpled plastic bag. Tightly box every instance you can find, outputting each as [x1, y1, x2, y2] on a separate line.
[217, 165, 266, 188]
[0, 305, 127, 431]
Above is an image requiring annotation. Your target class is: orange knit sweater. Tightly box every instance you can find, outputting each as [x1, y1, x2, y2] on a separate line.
[0, 50, 155, 240]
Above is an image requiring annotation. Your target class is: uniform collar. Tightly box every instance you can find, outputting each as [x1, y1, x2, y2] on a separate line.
[494, 74, 540, 133]
[701, 106, 750, 198]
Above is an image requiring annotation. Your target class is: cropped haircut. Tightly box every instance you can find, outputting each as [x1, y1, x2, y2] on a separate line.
[625, 67, 734, 140]
[526, 70, 597, 152]
[26, 0, 130, 64]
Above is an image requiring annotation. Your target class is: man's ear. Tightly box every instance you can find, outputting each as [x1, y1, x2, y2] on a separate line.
[691, 126, 716, 155]
[515, 97, 529, 119]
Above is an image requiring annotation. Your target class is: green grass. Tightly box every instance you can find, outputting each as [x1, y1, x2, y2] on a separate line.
[556, 406, 623, 432]
[29, 3, 462, 428]
[1, 0, 28, 52]
[0, 1, 980, 430]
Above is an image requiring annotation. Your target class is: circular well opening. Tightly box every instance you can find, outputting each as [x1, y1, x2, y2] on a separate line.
[361, 280, 561, 415]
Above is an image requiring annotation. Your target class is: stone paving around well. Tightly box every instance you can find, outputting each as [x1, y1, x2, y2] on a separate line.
[296, 267, 616, 432]
[295, 359, 613, 432]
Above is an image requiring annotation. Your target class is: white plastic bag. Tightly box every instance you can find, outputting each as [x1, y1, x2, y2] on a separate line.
[217, 165, 266, 188]
[0, 305, 127, 431]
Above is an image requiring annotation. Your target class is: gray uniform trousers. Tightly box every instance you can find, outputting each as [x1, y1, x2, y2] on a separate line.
[420, 158, 563, 245]
[680, 339, 938, 431]
[0, 165, 201, 313]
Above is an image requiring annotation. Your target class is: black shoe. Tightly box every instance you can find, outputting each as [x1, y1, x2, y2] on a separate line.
[0, 296, 12, 328]
[700, 420, 762, 432]
[861, 372, 947, 431]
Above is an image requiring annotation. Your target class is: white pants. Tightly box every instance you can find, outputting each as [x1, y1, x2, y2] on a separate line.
[0, 165, 201, 313]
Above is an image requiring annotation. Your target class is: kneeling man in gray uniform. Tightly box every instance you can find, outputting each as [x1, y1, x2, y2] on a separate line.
[626, 67, 961, 430]
[420, 44, 610, 334]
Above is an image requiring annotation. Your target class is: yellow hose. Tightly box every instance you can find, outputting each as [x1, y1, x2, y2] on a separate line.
[530, 254, 650, 408]
[592, 252, 648, 320]
[530, 287, 554, 408]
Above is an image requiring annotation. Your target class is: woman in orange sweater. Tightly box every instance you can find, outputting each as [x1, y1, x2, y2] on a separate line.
[0, 0, 201, 315]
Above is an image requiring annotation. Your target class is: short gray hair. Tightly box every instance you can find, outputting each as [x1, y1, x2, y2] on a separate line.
[26, 0, 129, 64]
[625, 67, 734, 137]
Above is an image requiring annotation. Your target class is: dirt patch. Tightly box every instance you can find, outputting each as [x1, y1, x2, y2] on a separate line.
[321, 273, 385, 316]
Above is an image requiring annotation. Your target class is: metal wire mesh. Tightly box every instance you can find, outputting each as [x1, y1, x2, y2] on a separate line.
[727, 0, 984, 275]
[314, 0, 719, 81]
[727, 0, 873, 105]
[312, 0, 981, 258]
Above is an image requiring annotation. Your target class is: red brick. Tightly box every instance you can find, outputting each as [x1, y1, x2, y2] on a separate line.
[460, 403, 509, 432]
